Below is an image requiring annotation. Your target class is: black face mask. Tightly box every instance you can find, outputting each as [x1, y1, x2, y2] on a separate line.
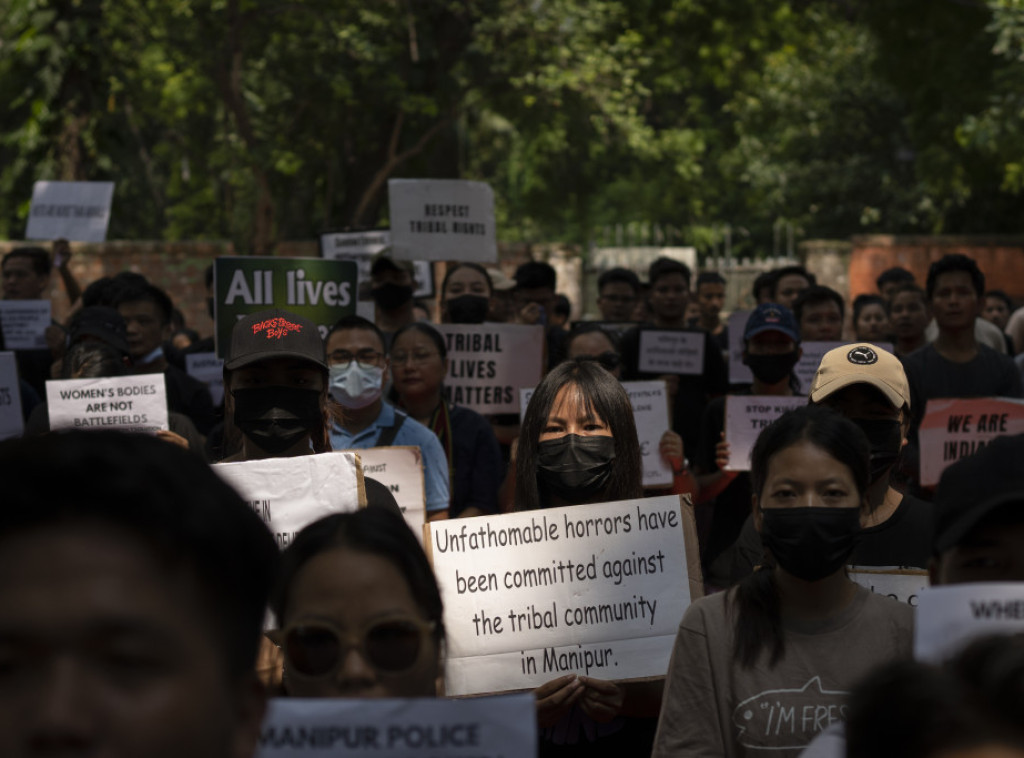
[852, 417, 903, 483]
[760, 506, 861, 582]
[232, 387, 322, 455]
[537, 434, 616, 502]
[744, 351, 799, 385]
[445, 294, 490, 324]
[371, 283, 413, 311]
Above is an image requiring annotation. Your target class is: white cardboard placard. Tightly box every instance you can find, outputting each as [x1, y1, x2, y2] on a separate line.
[434, 324, 544, 414]
[46, 375, 169, 433]
[849, 568, 929, 608]
[427, 495, 697, 695]
[388, 179, 497, 262]
[257, 694, 537, 758]
[215, 451, 364, 550]
[914, 582, 1024, 662]
[345, 446, 426, 543]
[0, 352, 24, 440]
[724, 395, 808, 471]
[519, 381, 673, 488]
[25, 180, 115, 241]
[184, 352, 225, 406]
[918, 397, 1024, 486]
[728, 310, 753, 384]
[0, 300, 51, 350]
[637, 329, 705, 375]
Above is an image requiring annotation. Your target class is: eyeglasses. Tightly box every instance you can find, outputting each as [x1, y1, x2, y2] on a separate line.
[328, 349, 384, 369]
[577, 351, 622, 372]
[390, 350, 439, 366]
[269, 617, 436, 678]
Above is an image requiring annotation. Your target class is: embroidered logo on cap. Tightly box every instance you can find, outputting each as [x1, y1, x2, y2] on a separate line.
[847, 346, 878, 365]
[252, 317, 303, 340]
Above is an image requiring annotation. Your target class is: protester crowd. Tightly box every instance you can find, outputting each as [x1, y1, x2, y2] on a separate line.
[2, 243, 1024, 758]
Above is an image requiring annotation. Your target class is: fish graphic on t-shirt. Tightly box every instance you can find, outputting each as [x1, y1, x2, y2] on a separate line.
[732, 676, 848, 750]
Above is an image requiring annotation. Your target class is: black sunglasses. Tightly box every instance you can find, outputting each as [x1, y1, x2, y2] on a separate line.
[269, 617, 436, 678]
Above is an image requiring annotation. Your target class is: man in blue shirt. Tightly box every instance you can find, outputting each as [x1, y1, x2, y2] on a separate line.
[325, 315, 449, 519]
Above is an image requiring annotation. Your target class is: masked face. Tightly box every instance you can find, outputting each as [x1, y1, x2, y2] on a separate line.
[760, 507, 861, 582]
[756, 440, 863, 582]
[231, 387, 322, 455]
[851, 417, 902, 483]
[444, 294, 490, 324]
[371, 282, 413, 311]
[537, 434, 616, 501]
[744, 351, 799, 385]
[329, 363, 384, 409]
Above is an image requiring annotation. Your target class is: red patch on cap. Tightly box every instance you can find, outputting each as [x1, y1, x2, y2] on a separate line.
[252, 317, 303, 340]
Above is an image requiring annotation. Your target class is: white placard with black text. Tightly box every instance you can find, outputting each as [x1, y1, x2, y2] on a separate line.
[914, 582, 1024, 662]
[346, 446, 426, 543]
[0, 300, 51, 350]
[185, 352, 225, 406]
[46, 374, 169, 433]
[25, 180, 115, 241]
[0, 353, 24, 440]
[724, 395, 808, 471]
[215, 452, 364, 550]
[257, 694, 537, 758]
[388, 179, 497, 262]
[427, 496, 696, 695]
[637, 329, 706, 375]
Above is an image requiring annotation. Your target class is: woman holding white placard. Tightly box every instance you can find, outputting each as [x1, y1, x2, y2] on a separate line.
[652, 405, 913, 758]
[516, 358, 661, 756]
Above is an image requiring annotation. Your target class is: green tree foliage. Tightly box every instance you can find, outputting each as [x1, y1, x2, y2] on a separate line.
[1, 0, 1023, 253]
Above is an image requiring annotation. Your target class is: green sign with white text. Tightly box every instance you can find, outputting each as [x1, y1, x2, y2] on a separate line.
[213, 257, 358, 359]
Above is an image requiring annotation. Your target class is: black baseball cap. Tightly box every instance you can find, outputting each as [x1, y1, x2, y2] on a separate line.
[224, 309, 327, 371]
[933, 433, 1024, 553]
[68, 306, 131, 356]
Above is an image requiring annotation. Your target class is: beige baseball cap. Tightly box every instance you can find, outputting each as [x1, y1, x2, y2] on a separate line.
[808, 343, 910, 411]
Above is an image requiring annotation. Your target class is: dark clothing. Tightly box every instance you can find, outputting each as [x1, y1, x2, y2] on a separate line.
[162, 363, 216, 434]
[14, 349, 53, 399]
[694, 394, 753, 585]
[902, 343, 1024, 433]
[547, 326, 568, 371]
[449, 404, 504, 518]
[621, 325, 728, 455]
[729, 491, 935, 583]
[540, 711, 656, 758]
[19, 380, 40, 423]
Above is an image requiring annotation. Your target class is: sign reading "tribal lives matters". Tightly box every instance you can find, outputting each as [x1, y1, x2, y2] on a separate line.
[426, 495, 702, 696]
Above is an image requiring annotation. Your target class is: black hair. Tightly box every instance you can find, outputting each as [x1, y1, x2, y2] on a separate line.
[986, 289, 1013, 311]
[876, 266, 916, 291]
[648, 257, 691, 288]
[752, 271, 777, 302]
[732, 405, 870, 669]
[2, 246, 51, 276]
[61, 341, 129, 379]
[114, 282, 174, 325]
[565, 323, 622, 355]
[514, 261, 557, 291]
[597, 267, 641, 295]
[553, 294, 571, 318]
[327, 314, 387, 352]
[81, 277, 118, 308]
[926, 254, 985, 299]
[516, 359, 642, 510]
[270, 508, 444, 646]
[204, 264, 214, 290]
[0, 431, 278, 678]
[847, 634, 1024, 758]
[885, 282, 927, 314]
[793, 284, 845, 324]
[771, 265, 816, 298]
[390, 321, 448, 360]
[696, 271, 726, 289]
[441, 263, 493, 298]
[853, 293, 887, 325]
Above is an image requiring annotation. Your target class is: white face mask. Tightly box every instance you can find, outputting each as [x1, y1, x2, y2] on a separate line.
[329, 363, 384, 409]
